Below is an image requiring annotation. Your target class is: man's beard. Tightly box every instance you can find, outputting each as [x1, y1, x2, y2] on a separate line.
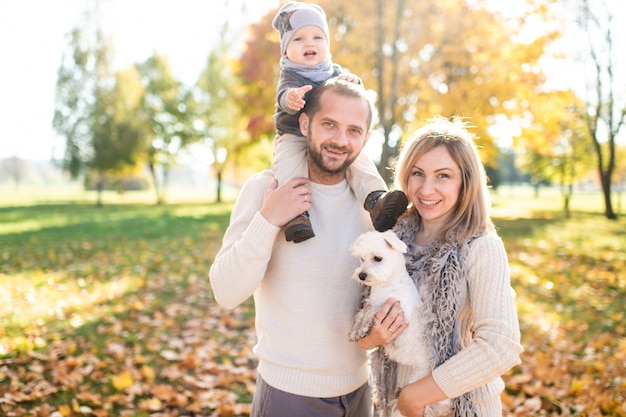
[308, 141, 358, 175]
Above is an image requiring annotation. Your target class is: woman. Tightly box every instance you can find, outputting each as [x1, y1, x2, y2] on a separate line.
[359, 117, 523, 416]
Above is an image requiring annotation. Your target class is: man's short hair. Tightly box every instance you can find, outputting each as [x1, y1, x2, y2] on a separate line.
[304, 77, 373, 130]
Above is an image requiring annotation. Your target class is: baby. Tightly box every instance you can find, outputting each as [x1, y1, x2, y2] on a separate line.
[272, 1, 407, 243]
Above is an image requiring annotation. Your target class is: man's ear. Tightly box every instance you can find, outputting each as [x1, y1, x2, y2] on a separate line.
[299, 113, 309, 136]
[363, 130, 371, 147]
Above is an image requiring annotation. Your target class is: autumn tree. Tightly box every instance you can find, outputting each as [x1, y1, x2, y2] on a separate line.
[323, 0, 560, 182]
[103, 68, 151, 189]
[237, 10, 278, 145]
[233, 9, 278, 182]
[53, 1, 145, 206]
[197, 30, 235, 203]
[52, 24, 103, 181]
[239, 0, 559, 184]
[516, 90, 595, 216]
[198, 19, 267, 198]
[0, 156, 26, 188]
[135, 53, 199, 205]
[570, 0, 625, 220]
[615, 144, 626, 214]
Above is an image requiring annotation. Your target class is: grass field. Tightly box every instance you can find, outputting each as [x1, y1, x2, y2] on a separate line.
[1, 185, 625, 416]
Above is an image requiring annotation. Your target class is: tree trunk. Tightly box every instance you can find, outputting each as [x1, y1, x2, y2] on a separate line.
[375, 0, 406, 185]
[579, 0, 621, 220]
[562, 184, 572, 219]
[96, 170, 104, 208]
[159, 166, 169, 205]
[148, 160, 163, 205]
[600, 171, 617, 220]
[216, 169, 223, 203]
[375, 0, 387, 182]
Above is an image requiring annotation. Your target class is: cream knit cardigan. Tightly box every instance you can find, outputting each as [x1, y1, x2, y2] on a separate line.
[376, 216, 523, 416]
[209, 170, 373, 398]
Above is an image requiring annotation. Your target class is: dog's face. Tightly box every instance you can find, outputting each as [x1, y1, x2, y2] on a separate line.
[349, 230, 408, 287]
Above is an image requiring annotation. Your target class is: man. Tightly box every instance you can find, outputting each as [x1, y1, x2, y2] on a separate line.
[209, 78, 387, 416]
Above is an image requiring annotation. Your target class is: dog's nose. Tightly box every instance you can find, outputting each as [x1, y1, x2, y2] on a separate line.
[358, 272, 367, 281]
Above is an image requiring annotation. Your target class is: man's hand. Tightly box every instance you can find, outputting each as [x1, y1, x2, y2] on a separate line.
[336, 73, 361, 84]
[260, 178, 312, 227]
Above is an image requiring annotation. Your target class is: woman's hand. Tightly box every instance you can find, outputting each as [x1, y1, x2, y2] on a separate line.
[357, 298, 409, 350]
[396, 402, 425, 417]
[397, 384, 426, 417]
[397, 374, 447, 417]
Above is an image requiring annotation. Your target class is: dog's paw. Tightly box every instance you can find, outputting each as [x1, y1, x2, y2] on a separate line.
[348, 325, 371, 342]
[348, 308, 373, 341]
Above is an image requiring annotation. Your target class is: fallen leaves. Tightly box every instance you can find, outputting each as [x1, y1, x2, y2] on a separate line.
[1, 204, 255, 416]
[2, 204, 625, 416]
[499, 216, 626, 416]
[111, 372, 134, 392]
[0, 294, 257, 416]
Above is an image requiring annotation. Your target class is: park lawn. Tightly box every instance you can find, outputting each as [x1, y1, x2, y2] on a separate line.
[0, 190, 625, 416]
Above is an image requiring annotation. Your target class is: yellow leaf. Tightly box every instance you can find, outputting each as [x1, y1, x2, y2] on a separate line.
[58, 404, 72, 417]
[72, 398, 80, 412]
[570, 377, 591, 394]
[141, 365, 156, 382]
[591, 360, 606, 372]
[138, 397, 162, 412]
[152, 384, 177, 401]
[218, 404, 235, 417]
[111, 371, 134, 391]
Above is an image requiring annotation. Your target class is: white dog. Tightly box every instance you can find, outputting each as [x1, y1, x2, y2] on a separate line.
[348, 230, 451, 417]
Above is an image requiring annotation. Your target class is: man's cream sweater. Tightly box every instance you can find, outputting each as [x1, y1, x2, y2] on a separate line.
[209, 170, 372, 397]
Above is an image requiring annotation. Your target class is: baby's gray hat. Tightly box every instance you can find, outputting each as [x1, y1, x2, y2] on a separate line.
[272, 1, 330, 56]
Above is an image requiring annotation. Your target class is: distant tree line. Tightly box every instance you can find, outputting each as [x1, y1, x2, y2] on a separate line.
[52, 0, 625, 218]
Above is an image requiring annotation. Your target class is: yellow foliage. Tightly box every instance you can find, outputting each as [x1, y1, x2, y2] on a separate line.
[111, 371, 134, 391]
[138, 397, 163, 412]
[2, 203, 624, 416]
[141, 364, 156, 382]
[57, 404, 72, 417]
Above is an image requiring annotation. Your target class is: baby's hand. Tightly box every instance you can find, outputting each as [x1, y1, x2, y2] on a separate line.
[336, 73, 360, 84]
[286, 85, 313, 111]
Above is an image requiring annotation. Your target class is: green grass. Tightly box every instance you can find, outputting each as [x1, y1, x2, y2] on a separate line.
[0, 200, 250, 416]
[0, 186, 625, 416]
[0, 181, 240, 208]
[1, 203, 232, 340]
[490, 184, 623, 216]
[2, 204, 222, 307]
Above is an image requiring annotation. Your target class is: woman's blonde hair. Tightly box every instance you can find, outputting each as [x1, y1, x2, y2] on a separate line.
[394, 116, 495, 245]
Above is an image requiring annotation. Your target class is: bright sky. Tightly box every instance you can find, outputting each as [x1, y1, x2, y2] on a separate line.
[0, 1, 623, 161]
[0, 0, 278, 160]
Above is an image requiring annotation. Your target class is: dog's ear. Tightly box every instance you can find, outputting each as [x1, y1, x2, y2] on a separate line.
[382, 230, 407, 254]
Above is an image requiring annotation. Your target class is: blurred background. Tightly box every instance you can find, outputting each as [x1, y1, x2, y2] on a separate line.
[0, 0, 624, 217]
[1, 2, 625, 415]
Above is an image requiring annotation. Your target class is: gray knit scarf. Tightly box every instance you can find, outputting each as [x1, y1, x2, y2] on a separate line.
[371, 215, 478, 417]
[280, 56, 335, 82]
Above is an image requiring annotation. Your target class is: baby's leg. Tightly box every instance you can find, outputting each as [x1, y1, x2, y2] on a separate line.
[347, 153, 408, 231]
[273, 133, 308, 186]
[345, 151, 386, 202]
[273, 133, 314, 243]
